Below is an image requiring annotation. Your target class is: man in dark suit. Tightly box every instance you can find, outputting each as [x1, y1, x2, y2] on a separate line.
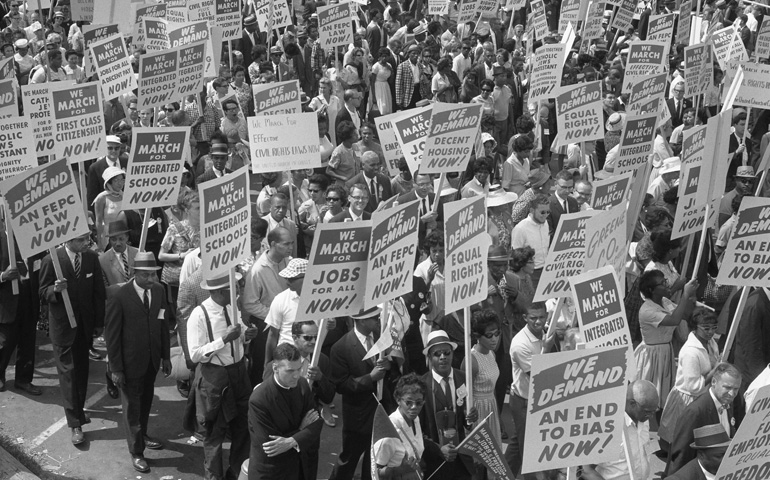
[87, 135, 127, 211]
[105, 252, 171, 473]
[329, 306, 396, 480]
[236, 15, 261, 72]
[297, 26, 314, 96]
[335, 90, 363, 142]
[419, 330, 478, 479]
[366, 9, 384, 59]
[196, 142, 232, 185]
[249, 343, 324, 480]
[398, 172, 442, 236]
[39, 232, 106, 445]
[666, 83, 691, 128]
[98, 217, 138, 287]
[345, 151, 394, 214]
[330, 184, 373, 222]
[666, 424, 730, 480]
[667, 363, 741, 476]
[471, 49, 496, 89]
[547, 169, 580, 238]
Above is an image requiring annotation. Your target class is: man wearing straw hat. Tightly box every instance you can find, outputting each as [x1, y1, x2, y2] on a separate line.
[197, 142, 232, 185]
[104, 252, 171, 473]
[187, 272, 256, 480]
[86, 135, 127, 210]
[98, 215, 137, 287]
[664, 424, 730, 480]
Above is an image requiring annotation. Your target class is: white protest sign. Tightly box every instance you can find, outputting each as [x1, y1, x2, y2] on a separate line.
[374, 112, 406, 176]
[684, 44, 713, 98]
[199, 165, 251, 280]
[420, 103, 481, 174]
[168, 21, 216, 79]
[734, 63, 770, 109]
[555, 81, 604, 145]
[48, 82, 106, 163]
[215, 0, 242, 41]
[132, 2, 167, 50]
[252, 80, 301, 115]
[248, 113, 322, 173]
[529, 43, 568, 103]
[646, 13, 676, 57]
[176, 41, 208, 100]
[318, 2, 353, 49]
[530, 0, 549, 39]
[138, 47, 179, 110]
[712, 26, 748, 70]
[716, 196, 770, 287]
[613, 113, 657, 175]
[584, 203, 626, 279]
[0, 78, 17, 119]
[298, 222, 371, 321]
[627, 72, 667, 116]
[677, 0, 692, 46]
[188, 0, 216, 21]
[756, 18, 770, 59]
[582, 1, 605, 43]
[89, 34, 137, 101]
[392, 104, 432, 174]
[71, 0, 95, 21]
[571, 266, 633, 350]
[716, 385, 770, 479]
[558, 0, 581, 34]
[622, 41, 667, 92]
[0, 117, 37, 183]
[444, 196, 491, 313]
[166, 0, 188, 23]
[83, 24, 120, 78]
[590, 171, 632, 210]
[612, 0, 636, 32]
[458, 0, 479, 25]
[673, 159, 718, 240]
[0, 158, 89, 259]
[429, 0, 449, 15]
[254, 0, 292, 33]
[0, 57, 13, 81]
[21, 82, 74, 157]
[143, 17, 171, 51]
[123, 128, 190, 209]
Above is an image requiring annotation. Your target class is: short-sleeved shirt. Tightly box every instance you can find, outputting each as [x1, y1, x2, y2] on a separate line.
[511, 216, 549, 269]
[265, 288, 299, 346]
[509, 326, 541, 399]
[638, 298, 678, 345]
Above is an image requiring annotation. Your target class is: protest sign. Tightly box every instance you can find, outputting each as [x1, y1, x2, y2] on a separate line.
[712, 26, 748, 70]
[168, 21, 216, 78]
[0, 57, 13, 80]
[0, 158, 89, 260]
[89, 34, 137, 101]
[626, 161, 652, 241]
[248, 113, 321, 173]
[132, 3, 166, 50]
[318, 2, 353, 49]
[522, 346, 628, 474]
[534, 210, 597, 301]
[199, 165, 251, 280]
[582, 1, 605, 43]
[71, 0, 94, 21]
[613, 113, 657, 175]
[392, 104, 432, 173]
[429, 0, 449, 15]
[627, 72, 667, 116]
[92, 0, 132, 34]
[716, 384, 770, 479]
[529, 44, 568, 103]
[684, 44, 713, 98]
[374, 113, 405, 176]
[0, 78, 16, 119]
[612, 0, 636, 32]
[215, 0, 242, 40]
[364, 200, 420, 308]
[757, 18, 770, 59]
[254, 0, 292, 33]
[555, 81, 604, 145]
[477, 0, 498, 18]
[49, 82, 106, 162]
[457, 413, 516, 479]
[420, 103, 481, 174]
[673, 159, 718, 240]
[123, 128, 189, 209]
[188, 0, 216, 21]
[622, 41, 667, 92]
[647, 13, 676, 57]
[734, 63, 770, 109]
[558, 0, 581, 34]
[506, 0, 526, 12]
[0, 117, 37, 183]
[458, 0, 479, 25]
[677, 0, 692, 46]
[299, 222, 371, 321]
[444, 196, 490, 313]
[138, 48, 178, 110]
[176, 41, 208, 99]
[571, 266, 633, 349]
[83, 24, 120, 77]
[716, 196, 770, 287]
[252, 80, 301, 115]
[21, 82, 73, 157]
[697, 110, 732, 208]
[143, 18, 170, 51]
[591, 171, 632, 210]
[530, 0, 549, 39]
[166, 0, 188, 23]
[584, 204, 626, 279]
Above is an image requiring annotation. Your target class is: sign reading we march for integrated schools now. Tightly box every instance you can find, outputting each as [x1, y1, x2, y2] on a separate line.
[614, 113, 657, 175]
[419, 103, 481, 174]
[123, 128, 190, 209]
[444, 196, 491, 312]
[49, 82, 107, 162]
[199, 166, 251, 280]
[138, 40, 207, 111]
[570, 266, 633, 349]
[716, 196, 770, 287]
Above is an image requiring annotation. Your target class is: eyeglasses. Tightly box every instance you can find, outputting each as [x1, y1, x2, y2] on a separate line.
[107, 146, 121, 151]
[401, 399, 425, 408]
[697, 325, 718, 332]
[350, 196, 369, 201]
[577, 191, 592, 196]
[483, 331, 501, 339]
[300, 334, 317, 341]
[558, 183, 574, 190]
[326, 197, 341, 201]
[431, 349, 452, 358]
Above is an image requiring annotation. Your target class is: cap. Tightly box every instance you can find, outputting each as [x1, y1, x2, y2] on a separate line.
[133, 251, 161, 271]
[422, 330, 458, 355]
[106, 134, 122, 145]
[30, 21, 43, 32]
[487, 184, 518, 207]
[14, 39, 28, 49]
[54, 10, 65, 18]
[297, 26, 308, 38]
[279, 259, 308, 278]
[736, 165, 756, 178]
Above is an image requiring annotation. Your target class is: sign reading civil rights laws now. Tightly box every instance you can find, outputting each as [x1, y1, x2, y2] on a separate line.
[571, 266, 633, 349]
[364, 200, 420, 309]
[0, 117, 37, 183]
[123, 128, 190, 209]
[584, 203, 626, 279]
[392, 104, 432, 173]
[318, 2, 353, 49]
[0, 158, 89, 259]
[590, 171, 632, 210]
[444, 195, 491, 313]
[419, 103, 481, 174]
[529, 43, 568, 104]
[252, 80, 301, 115]
[89, 34, 137, 101]
[374, 112, 405, 176]
[522, 346, 628, 474]
[555, 81, 604, 145]
[716, 196, 770, 287]
[622, 41, 667, 92]
[199, 165, 251, 280]
[248, 112, 321, 173]
[716, 385, 770, 480]
[48, 82, 106, 162]
[299, 222, 371, 321]
[734, 63, 770, 109]
[614, 113, 657, 175]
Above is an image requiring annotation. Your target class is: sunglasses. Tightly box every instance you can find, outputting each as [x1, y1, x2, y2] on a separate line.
[326, 197, 341, 201]
[299, 334, 317, 341]
[483, 331, 501, 339]
[107, 146, 121, 151]
[431, 349, 452, 358]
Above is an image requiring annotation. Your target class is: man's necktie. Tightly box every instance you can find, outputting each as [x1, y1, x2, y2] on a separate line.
[120, 252, 129, 280]
[421, 197, 428, 215]
[370, 178, 378, 204]
[143, 289, 149, 311]
[441, 377, 451, 408]
[365, 334, 374, 352]
[73, 253, 81, 278]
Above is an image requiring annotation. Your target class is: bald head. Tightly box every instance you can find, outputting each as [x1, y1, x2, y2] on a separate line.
[361, 151, 381, 178]
[626, 380, 659, 424]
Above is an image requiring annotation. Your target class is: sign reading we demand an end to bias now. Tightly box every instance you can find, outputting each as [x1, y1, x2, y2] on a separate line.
[522, 346, 629, 474]
[123, 128, 190, 209]
[716, 196, 770, 288]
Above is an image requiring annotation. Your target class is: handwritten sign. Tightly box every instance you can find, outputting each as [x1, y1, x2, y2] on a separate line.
[248, 113, 321, 173]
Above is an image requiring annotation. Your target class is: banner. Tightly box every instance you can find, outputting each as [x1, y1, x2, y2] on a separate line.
[613, 113, 657, 175]
[716, 385, 770, 479]
[49, 82, 106, 162]
[71, 0, 95, 22]
[522, 346, 628, 474]
[248, 112, 322, 173]
[123, 128, 190, 209]
[21, 82, 73, 157]
[0, 117, 37, 183]
[298, 221, 371, 321]
[374, 112, 405, 176]
[622, 41, 667, 92]
[677, 0, 692, 46]
[712, 26, 748, 70]
[756, 18, 770, 60]
[199, 165, 251, 280]
[716, 196, 770, 287]
[364, 200, 420, 308]
[168, 21, 216, 78]
[529, 43, 568, 103]
[252, 80, 301, 115]
[684, 44, 713, 98]
[420, 103, 481, 174]
[143, 17, 170, 51]
[590, 171, 632, 210]
[555, 81, 604, 145]
[89, 34, 137, 101]
[0, 78, 16, 119]
[457, 413, 516, 479]
[392, 104, 432, 174]
[444, 196, 490, 313]
[0, 158, 89, 259]
[534, 210, 597, 301]
[318, 2, 353, 49]
[612, 0, 636, 32]
[215, 0, 242, 40]
[734, 63, 770, 109]
[571, 266, 633, 349]
[132, 2, 167, 50]
[627, 73, 667, 116]
[584, 203, 626, 279]
[363, 297, 409, 361]
[82, 24, 120, 78]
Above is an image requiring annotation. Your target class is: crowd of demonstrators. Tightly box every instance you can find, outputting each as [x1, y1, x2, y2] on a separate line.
[2, 0, 770, 479]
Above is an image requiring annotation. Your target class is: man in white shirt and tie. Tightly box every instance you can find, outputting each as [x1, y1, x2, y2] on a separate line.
[345, 151, 393, 213]
[99, 217, 138, 287]
[397, 172, 439, 235]
[87, 135, 127, 209]
[547, 169, 579, 239]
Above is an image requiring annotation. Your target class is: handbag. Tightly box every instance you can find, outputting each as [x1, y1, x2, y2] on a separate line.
[703, 275, 733, 307]
[169, 346, 192, 382]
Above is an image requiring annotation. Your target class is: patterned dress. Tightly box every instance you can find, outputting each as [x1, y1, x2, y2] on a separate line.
[471, 347, 501, 447]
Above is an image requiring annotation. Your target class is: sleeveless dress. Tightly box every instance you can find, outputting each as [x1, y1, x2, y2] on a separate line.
[471, 347, 501, 447]
[372, 62, 393, 115]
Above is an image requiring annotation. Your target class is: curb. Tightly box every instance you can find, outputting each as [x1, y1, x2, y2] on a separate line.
[0, 443, 41, 480]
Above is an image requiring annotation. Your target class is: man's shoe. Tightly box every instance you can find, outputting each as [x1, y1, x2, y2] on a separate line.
[144, 436, 163, 450]
[177, 380, 190, 398]
[132, 455, 150, 473]
[0, 379, 6, 392]
[88, 348, 102, 361]
[81, 414, 91, 425]
[14, 382, 42, 396]
[321, 405, 336, 427]
[106, 372, 119, 399]
[71, 427, 85, 445]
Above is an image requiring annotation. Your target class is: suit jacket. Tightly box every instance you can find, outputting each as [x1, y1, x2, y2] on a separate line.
[667, 390, 735, 476]
[472, 63, 492, 89]
[0, 228, 22, 324]
[666, 459, 708, 480]
[196, 167, 233, 185]
[105, 281, 170, 379]
[263, 353, 336, 405]
[98, 246, 138, 288]
[547, 194, 579, 238]
[86, 156, 129, 211]
[39, 247, 106, 346]
[248, 375, 323, 480]
[346, 172, 394, 213]
[395, 60, 423, 109]
[329, 208, 372, 223]
[334, 106, 361, 142]
[366, 22, 383, 58]
[237, 30, 259, 73]
[299, 42, 314, 94]
[666, 97, 692, 128]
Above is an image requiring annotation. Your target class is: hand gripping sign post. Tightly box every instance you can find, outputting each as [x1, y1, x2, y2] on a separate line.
[522, 346, 629, 474]
[0, 158, 90, 327]
[88, 33, 138, 101]
[715, 384, 770, 480]
[248, 112, 321, 173]
[252, 80, 301, 115]
[419, 103, 482, 174]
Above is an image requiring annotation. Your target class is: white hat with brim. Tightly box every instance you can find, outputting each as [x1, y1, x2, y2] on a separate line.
[422, 330, 458, 355]
[200, 272, 242, 290]
[102, 166, 125, 188]
[487, 185, 518, 207]
[434, 178, 457, 197]
[606, 112, 626, 132]
[351, 306, 383, 320]
[106, 134, 122, 145]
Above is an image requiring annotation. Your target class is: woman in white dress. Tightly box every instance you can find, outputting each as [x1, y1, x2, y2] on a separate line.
[370, 48, 393, 115]
[309, 77, 342, 144]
